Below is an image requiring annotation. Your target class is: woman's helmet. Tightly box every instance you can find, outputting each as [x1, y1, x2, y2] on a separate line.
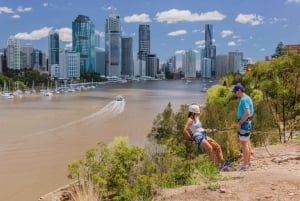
[189, 104, 200, 113]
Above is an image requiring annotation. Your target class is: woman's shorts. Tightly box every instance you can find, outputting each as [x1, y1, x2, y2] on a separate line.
[193, 131, 207, 145]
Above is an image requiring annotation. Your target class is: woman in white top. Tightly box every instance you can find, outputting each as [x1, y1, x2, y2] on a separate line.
[183, 104, 231, 171]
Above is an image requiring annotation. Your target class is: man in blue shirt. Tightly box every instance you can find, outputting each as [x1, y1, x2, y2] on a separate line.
[232, 83, 254, 171]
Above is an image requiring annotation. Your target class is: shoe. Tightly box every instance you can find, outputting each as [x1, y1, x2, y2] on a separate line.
[224, 161, 232, 167]
[218, 162, 232, 171]
[235, 163, 251, 171]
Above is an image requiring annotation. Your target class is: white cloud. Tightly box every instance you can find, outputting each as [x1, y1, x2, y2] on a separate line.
[228, 41, 236, 46]
[56, 27, 72, 42]
[11, 14, 20, 19]
[124, 13, 151, 23]
[221, 30, 234, 38]
[235, 13, 264, 26]
[155, 9, 226, 24]
[42, 3, 49, 7]
[168, 29, 187, 36]
[259, 48, 266, 51]
[14, 27, 52, 40]
[0, 6, 14, 14]
[195, 40, 205, 48]
[17, 6, 32, 12]
[175, 50, 186, 54]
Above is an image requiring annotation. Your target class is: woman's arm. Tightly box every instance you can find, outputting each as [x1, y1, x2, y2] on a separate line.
[183, 118, 194, 141]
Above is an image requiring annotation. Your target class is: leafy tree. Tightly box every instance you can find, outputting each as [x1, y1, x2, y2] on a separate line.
[148, 102, 177, 144]
[250, 53, 300, 142]
[272, 41, 285, 58]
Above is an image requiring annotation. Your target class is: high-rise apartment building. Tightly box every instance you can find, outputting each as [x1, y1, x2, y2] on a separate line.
[201, 58, 212, 78]
[95, 32, 101, 48]
[48, 30, 60, 72]
[7, 36, 20, 70]
[146, 54, 157, 78]
[95, 47, 105, 76]
[72, 15, 96, 73]
[105, 14, 122, 77]
[20, 45, 34, 69]
[228, 51, 243, 73]
[138, 24, 150, 61]
[182, 49, 196, 79]
[215, 54, 228, 78]
[57, 49, 80, 80]
[121, 37, 134, 77]
[31, 49, 43, 70]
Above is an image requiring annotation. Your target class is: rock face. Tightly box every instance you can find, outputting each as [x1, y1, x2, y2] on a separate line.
[38, 183, 73, 201]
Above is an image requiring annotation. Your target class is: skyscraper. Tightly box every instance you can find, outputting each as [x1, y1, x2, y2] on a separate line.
[7, 36, 20, 70]
[72, 15, 96, 73]
[228, 51, 243, 73]
[204, 24, 216, 76]
[183, 49, 196, 79]
[48, 30, 60, 72]
[105, 14, 121, 76]
[138, 24, 150, 61]
[121, 37, 134, 77]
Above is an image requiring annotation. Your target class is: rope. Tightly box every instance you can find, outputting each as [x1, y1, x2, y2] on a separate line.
[211, 129, 293, 135]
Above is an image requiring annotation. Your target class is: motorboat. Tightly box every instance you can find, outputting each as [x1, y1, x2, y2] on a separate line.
[115, 95, 124, 101]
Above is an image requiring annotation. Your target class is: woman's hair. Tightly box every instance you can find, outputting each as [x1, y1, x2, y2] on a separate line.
[188, 112, 194, 118]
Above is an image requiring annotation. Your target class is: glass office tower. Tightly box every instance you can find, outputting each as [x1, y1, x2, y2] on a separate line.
[138, 24, 150, 61]
[72, 15, 96, 73]
[48, 30, 59, 72]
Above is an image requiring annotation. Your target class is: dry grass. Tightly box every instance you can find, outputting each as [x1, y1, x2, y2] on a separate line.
[69, 180, 100, 201]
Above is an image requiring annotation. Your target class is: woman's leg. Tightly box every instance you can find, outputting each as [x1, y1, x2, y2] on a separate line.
[200, 139, 217, 164]
[207, 137, 224, 165]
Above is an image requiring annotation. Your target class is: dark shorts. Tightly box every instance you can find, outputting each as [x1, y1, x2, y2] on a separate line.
[238, 120, 253, 136]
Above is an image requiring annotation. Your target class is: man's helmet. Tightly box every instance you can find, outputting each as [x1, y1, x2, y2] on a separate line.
[189, 104, 200, 113]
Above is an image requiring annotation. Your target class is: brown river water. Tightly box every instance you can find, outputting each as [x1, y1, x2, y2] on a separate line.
[0, 79, 211, 201]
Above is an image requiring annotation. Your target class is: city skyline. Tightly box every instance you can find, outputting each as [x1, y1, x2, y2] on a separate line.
[0, 0, 300, 68]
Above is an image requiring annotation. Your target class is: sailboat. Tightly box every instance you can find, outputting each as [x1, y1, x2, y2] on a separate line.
[2, 81, 14, 99]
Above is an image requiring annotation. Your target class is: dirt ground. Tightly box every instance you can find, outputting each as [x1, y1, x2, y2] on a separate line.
[156, 141, 300, 201]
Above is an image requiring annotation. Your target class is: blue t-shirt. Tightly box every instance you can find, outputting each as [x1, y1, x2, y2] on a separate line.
[237, 95, 254, 120]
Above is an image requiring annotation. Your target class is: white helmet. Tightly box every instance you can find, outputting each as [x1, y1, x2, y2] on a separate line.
[189, 104, 200, 113]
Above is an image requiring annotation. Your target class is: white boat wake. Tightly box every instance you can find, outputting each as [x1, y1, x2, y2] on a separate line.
[0, 100, 125, 153]
[42, 100, 126, 133]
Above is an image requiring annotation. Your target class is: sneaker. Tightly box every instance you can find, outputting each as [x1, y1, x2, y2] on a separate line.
[235, 163, 251, 171]
[224, 161, 232, 167]
[218, 162, 232, 171]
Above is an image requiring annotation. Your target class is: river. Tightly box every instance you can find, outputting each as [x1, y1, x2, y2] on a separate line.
[0, 79, 212, 201]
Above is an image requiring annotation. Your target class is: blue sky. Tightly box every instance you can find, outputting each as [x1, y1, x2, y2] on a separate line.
[0, 0, 300, 68]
